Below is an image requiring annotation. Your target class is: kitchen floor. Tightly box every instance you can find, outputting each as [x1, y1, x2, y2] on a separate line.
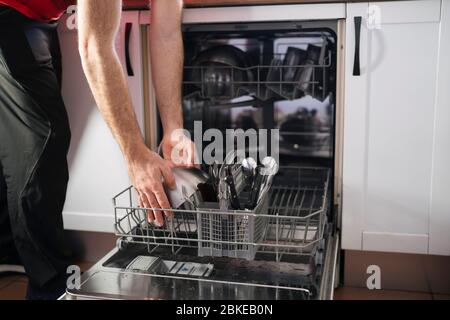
[334, 287, 450, 300]
[1, 268, 450, 300]
[0, 262, 94, 300]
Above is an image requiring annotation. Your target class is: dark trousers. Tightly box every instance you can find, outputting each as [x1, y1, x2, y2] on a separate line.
[0, 7, 73, 288]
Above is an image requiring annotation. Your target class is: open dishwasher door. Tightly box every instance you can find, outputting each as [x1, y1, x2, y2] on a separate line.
[64, 237, 339, 300]
[64, 167, 339, 300]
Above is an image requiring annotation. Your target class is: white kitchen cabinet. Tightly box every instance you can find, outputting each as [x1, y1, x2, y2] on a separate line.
[342, 0, 450, 255]
[58, 11, 145, 232]
[429, 0, 450, 256]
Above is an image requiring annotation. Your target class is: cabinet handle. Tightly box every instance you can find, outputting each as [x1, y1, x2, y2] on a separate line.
[125, 22, 134, 77]
[353, 16, 362, 76]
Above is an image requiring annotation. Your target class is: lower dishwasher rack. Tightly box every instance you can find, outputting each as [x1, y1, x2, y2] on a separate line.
[64, 167, 338, 300]
[114, 167, 330, 261]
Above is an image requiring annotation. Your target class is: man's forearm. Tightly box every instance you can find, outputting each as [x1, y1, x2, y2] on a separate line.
[150, 0, 184, 135]
[81, 48, 145, 160]
[78, 0, 146, 162]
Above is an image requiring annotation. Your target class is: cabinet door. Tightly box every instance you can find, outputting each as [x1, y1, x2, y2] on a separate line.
[342, 0, 442, 254]
[59, 11, 144, 232]
[430, 0, 450, 256]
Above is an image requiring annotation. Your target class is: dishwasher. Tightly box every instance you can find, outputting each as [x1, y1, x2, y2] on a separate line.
[65, 19, 341, 300]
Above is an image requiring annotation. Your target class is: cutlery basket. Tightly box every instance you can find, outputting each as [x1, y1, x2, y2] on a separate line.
[196, 190, 271, 260]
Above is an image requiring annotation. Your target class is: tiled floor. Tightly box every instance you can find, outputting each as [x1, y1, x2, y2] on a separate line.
[1, 267, 449, 300]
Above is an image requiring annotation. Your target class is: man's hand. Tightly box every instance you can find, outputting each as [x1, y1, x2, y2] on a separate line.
[161, 129, 198, 168]
[127, 145, 176, 227]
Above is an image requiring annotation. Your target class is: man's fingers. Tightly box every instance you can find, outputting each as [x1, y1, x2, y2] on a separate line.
[153, 184, 173, 219]
[145, 191, 164, 227]
[181, 141, 199, 168]
[136, 189, 144, 208]
[161, 163, 176, 190]
[179, 145, 193, 168]
[138, 190, 154, 224]
[165, 159, 176, 169]
[189, 143, 201, 168]
[170, 146, 199, 168]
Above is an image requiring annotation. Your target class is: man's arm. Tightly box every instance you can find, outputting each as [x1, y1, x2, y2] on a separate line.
[77, 0, 175, 226]
[150, 0, 197, 167]
[150, 0, 184, 135]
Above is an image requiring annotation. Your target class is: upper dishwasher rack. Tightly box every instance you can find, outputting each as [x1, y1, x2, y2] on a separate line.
[183, 32, 335, 102]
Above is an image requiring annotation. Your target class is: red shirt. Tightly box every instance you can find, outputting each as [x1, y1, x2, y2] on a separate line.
[0, 0, 75, 22]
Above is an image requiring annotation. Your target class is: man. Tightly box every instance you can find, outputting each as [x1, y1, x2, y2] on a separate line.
[0, 0, 193, 299]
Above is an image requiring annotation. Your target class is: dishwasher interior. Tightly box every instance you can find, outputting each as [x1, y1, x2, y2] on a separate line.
[67, 20, 340, 300]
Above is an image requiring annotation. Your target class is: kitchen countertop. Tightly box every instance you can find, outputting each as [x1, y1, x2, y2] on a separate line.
[124, 0, 405, 9]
